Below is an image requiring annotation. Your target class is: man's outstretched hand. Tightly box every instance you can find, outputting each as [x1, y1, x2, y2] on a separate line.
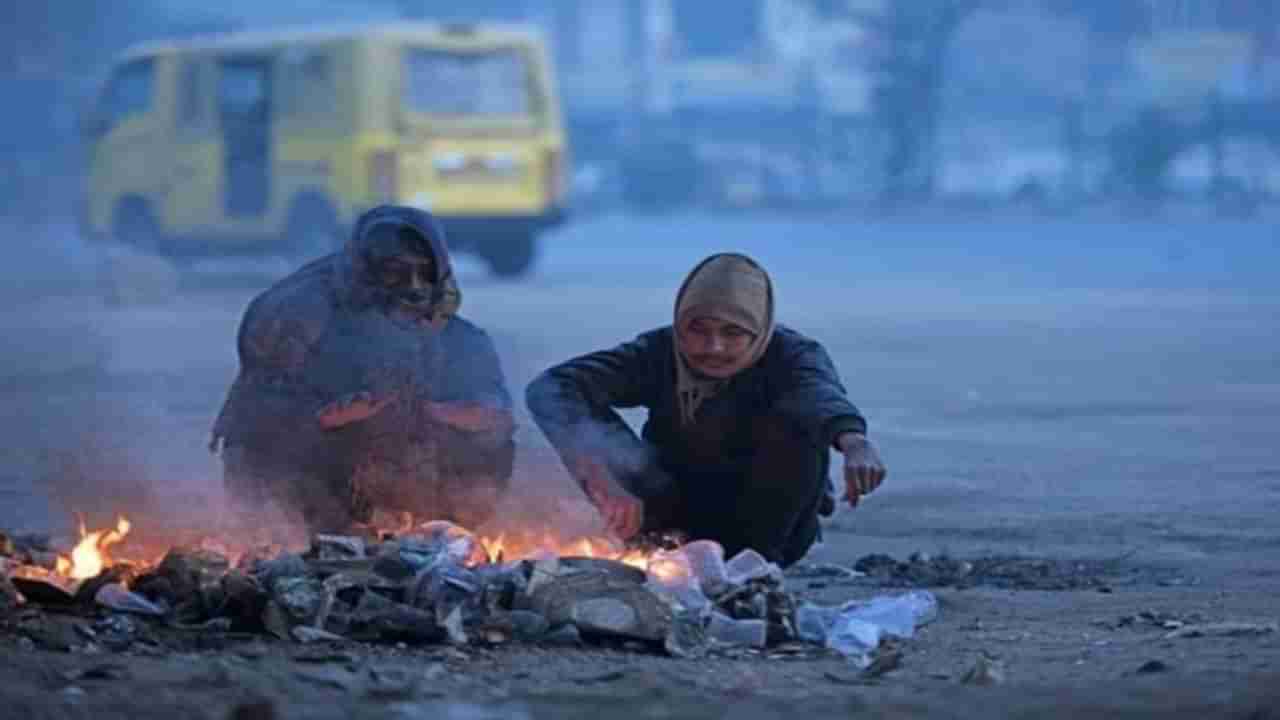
[317, 391, 395, 430]
[576, 456, 644, 540]
[837, 432, 887, 507]
[427, 402, 515, 434]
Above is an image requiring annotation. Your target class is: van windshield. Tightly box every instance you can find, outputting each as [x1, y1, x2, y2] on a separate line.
[402, 47, 533, 117]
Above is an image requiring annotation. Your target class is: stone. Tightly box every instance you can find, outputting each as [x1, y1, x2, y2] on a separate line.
[1135, 659, 1170, 675]
[506, 611, 551, 641]
[272, 577, 325, 625]
[365, 600, 447, 644]
[664, 608, 709, 659]
[541, 623, 582, 647]
[961, 653, 1005, 686]
[11, 575, 76, 606]
[291, 626, 347, 644]
[558, 557, 647, 584]
[94, 583, 165, 617]
[529, 571, 673, 642]
[221, 571, 269, 629]
[250, 553, 309, 589]
[441, 606, 468, 646]
[135, 547, 231, 607]
[372, 543, 416, 581]
[309, 535, 367, 561]
[707, 613, 767, 648]
[406, 563, 481, 621]
[227, 699, 279, 720]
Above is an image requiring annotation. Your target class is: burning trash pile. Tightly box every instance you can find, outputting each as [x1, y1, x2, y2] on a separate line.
[1, 519, 937, 666]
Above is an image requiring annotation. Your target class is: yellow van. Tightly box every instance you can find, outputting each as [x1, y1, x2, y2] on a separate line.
[80, 23, 568, 276]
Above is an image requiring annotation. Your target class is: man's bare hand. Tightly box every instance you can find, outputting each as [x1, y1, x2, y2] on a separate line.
[576, 456, 643, 540]
[427, 402, 515, 434]
[837, 433, 887, 507]
[317, 391, 395, 430]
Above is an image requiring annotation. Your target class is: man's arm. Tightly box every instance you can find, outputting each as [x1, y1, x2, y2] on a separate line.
[430, 319, 515, 434]
[211, 286, 334, 451]
[525, 331, 662, 484]
[771, 330, 868, 449]
[525, 331, 663, 539]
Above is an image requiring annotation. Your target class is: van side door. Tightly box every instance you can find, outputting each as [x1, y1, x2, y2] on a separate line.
[166, 55, 221, 237]
[217, 55, 274, 221]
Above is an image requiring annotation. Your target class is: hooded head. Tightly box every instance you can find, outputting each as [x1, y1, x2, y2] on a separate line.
[335, 205, 461, 327]
[673, 253, 775, 424]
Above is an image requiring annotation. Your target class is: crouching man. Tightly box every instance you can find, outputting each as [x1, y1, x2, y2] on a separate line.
[210, 205, 515, 532]
[526, 253, 885, 567]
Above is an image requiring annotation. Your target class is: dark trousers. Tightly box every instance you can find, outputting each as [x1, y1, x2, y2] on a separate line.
[626, 418, 830, 568]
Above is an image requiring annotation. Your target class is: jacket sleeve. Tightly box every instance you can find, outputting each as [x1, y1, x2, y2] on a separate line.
[436, 319, 513, 410]
[211, 284, 333, 450]
[771, 332, 867, 449]
[525, 331, 662, 481]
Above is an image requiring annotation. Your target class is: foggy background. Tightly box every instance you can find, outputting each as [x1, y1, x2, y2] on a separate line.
[1, 1, 1278, 565]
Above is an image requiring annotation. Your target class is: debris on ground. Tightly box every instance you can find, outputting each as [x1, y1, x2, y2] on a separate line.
[960, 653, 1006, 686]
[1133, 659, 1171, 675]
[1163, 622, 1279, 640]
[794, 590, 937, 667]
[1095, 609, 1208, 632]
[848, 551, 1183, 591]
[0, 523, 942, 667]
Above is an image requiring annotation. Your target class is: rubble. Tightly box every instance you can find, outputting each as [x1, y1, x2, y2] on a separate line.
[852, 551, 1183, 591]
[529, 569, 673, 642]
[0, 528, 947, 664]
[310, 535, 367, 561]
[1164, 621, 1278, 639]
[707, 613, 767, 648]
[10, 575, 77, 605]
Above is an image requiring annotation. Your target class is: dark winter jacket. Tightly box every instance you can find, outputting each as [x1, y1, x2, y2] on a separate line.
[526, 324, 866, 488]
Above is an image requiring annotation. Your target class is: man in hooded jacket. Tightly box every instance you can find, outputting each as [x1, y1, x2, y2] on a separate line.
[526, 253, 885, 567]
[211, 205, 514, 531]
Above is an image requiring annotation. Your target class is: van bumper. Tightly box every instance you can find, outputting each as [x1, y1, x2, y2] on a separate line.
[422, 206, 569, 248]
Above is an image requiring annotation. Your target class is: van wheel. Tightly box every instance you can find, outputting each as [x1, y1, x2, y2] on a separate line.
[285, 196, 340, 260]
[112, 199, 163, 253]
[479, 231, 537, 278]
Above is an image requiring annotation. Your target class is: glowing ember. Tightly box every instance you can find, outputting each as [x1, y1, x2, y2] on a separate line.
[58, 515, 131, 580]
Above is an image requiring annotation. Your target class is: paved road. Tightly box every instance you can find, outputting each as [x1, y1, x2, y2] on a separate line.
[2, 213, 1278, 566]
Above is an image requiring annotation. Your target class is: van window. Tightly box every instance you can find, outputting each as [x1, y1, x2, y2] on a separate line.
[402, 48, 532, 116]
[219, 59, 271, 116]
[103, 59, 155, 127]
[281, 50, 336, 122]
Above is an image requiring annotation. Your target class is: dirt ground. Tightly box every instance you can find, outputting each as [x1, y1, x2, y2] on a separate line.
[2, 215, 1280, 718]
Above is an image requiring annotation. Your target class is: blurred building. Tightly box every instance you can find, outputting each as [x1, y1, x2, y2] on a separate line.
[528, 0, 888, 209]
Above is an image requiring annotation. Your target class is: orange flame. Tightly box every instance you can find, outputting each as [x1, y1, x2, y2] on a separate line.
[468, 529, 656, 572]
[59, 515, 131, 580]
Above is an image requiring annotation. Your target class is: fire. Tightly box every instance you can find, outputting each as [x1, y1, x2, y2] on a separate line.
[56, 515, 132, 580]
[470, 529, 658, 572]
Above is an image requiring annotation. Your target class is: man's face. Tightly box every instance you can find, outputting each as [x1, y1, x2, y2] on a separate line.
[677, 315, 756, 379]
[364, 226, 438, 316]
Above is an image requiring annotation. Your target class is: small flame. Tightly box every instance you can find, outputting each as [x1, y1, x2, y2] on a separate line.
[60, 515, 131, 580]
